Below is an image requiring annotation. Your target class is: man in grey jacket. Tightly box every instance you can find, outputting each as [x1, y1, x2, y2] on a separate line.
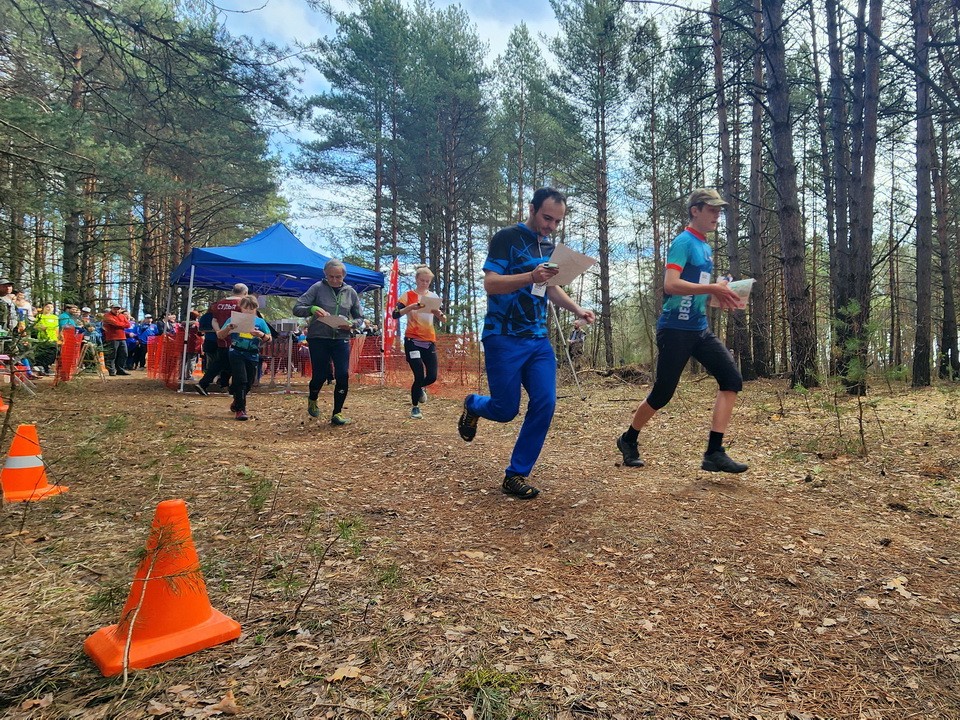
[292, 259, 363, 426]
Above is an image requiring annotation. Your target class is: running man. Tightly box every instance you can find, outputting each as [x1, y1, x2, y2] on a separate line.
[458, 187, 594, 500]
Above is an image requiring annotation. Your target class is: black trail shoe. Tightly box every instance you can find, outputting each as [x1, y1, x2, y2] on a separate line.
[502, 474, 539, 500]
[701, 448, 748, 473]
[458, 398, 479, 442]
[617, 435, 645, 467]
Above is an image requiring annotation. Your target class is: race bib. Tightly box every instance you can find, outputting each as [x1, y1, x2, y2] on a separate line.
[699, 271, 711, 284]
[408, 350, 421, 359]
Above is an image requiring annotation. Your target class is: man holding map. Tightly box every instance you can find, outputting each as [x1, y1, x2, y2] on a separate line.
[458, 187, 595, 500]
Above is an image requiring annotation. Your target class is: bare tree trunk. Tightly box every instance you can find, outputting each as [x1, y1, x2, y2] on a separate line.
[912, 0, 933, 387]
[711, 0, 752, 379]
[838, 0, 882, 395]
[61, 45, 85, 305]
[825, 0, 851, 377]
[762, 0, 819, 388]
[595, 83, 614, 369]
[748, 0, 771, 379]
[933, 119, 959, 379]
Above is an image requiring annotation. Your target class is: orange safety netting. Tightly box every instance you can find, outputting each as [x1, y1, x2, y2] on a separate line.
[54, 330, 83, 384]
[155, 333, 484, 397]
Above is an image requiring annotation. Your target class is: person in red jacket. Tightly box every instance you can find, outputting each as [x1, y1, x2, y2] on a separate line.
[101, 304, 133, 376]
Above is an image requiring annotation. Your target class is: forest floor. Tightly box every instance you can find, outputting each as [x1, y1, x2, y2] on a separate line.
[0, 369, 958, 720]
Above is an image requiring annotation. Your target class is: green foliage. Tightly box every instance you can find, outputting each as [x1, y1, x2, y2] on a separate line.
[105, 415, 128, 432]
[336, 516, 365, 556]
[374, 562, 403, 589]
[0, 0, 296, 308]
[247, 473, 273, 513]
[459, 666, 531, 720]
[89, 582, 129, 614]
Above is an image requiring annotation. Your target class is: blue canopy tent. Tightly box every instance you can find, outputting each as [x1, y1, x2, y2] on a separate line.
[168, 222, 384, 391]
[169, 222, 384, 295]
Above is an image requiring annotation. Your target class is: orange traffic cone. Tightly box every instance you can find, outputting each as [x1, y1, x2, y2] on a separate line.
[0, 394, 8, 413]
[1, 424, 67, 502]
[98, 351, 108, 374]
[84, 499, 241, 677]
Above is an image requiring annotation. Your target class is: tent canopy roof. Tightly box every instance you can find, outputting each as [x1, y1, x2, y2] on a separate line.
[169, 222, 384, 295]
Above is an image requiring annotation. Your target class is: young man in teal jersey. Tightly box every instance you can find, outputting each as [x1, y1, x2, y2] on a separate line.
[617, 188, 748, 473]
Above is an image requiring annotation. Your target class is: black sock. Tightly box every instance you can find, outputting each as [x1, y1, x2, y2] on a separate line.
[707, 431, 724, 454]
[623, 427, 640, 443]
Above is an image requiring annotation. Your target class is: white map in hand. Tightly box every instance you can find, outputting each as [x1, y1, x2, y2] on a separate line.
[545, 244, 598, 286]
[319, 314, 352, 329]
[417, 296, 441, 312]
[229, 311, 255, 333]
[708, 278, 755, 309]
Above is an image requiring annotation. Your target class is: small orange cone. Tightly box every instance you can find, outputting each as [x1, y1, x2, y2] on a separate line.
[1, 424, 67, 502]
[98, 351, 108, 374]
[84, 499, 241, 677]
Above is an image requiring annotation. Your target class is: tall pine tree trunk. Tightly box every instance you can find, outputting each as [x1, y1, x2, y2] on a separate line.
[933, 121, 959, 379]
[748, 0, 771, 378]
[912, 0, 933, 387]
[762, 0, 819, 388]
[711, 0, 752, 378]
[61, 44, 85, 305]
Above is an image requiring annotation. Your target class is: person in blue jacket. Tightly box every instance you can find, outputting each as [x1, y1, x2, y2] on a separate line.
[132, 314, 160, 369]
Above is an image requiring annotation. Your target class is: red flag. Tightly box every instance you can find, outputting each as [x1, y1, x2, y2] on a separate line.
[383, 257, 400, 351]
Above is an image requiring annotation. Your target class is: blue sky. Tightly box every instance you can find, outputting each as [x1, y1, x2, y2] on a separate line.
[218, 0, 559, 72]
[214, 0, 560, 252]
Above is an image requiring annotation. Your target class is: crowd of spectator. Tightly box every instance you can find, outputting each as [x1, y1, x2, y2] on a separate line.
[0, 279, 191, 378]
[0, 278, 380, 386]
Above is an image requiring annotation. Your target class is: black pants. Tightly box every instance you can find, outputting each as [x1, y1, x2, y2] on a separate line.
[405, 338, 438, 405]
[129, 341, 147, 369]
[307, 337, 350, 414]
[107, 340, 127, 374]
[647, 328, 743, 410]
[198, 337, 231, 389]
[228, 351, 257, 412]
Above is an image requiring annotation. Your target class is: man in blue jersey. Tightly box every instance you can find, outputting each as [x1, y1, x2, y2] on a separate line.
[616, 188, 748, 473]
[458, 187, 595, 500]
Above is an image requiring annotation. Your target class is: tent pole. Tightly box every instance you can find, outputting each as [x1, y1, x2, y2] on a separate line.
[379, 286, 385, 387]
[286, 330, 293, 392]
[178, 265, 195, 393]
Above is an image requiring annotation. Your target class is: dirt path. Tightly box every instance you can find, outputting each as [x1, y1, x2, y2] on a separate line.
[1, 374, 958, 719]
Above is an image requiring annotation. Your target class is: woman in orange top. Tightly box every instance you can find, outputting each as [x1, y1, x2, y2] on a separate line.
[392, 266, 446, 419]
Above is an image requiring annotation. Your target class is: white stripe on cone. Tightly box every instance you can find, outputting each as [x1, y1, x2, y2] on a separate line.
[4, 455, 44, 469]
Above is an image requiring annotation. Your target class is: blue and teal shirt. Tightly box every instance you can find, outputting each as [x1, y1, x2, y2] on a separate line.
[228, 316, 271, 360]
[657, 227, 713, 332]
[482, 223, 554, 339]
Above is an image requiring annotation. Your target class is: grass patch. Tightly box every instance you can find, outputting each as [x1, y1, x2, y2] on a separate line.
[460, 666, 531, 720]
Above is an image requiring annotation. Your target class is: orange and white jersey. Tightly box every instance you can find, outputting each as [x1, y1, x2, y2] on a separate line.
[399, 290, 438, 343]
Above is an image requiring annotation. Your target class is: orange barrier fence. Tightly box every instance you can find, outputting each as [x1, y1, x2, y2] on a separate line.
[156, 333, 483, 397]
[54, 330, 83, 384]
[353, 334, 484, 398]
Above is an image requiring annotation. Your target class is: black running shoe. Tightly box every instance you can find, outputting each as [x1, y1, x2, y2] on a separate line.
[193, 384, 209, 396]
[617, 434, 645, 467]
[502, 474, 539, 500]
[457, 398, 479, 442]
[701, 448, 748, 473]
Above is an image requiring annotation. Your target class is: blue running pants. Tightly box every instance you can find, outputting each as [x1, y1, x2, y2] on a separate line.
[466, 334, 556, 478]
